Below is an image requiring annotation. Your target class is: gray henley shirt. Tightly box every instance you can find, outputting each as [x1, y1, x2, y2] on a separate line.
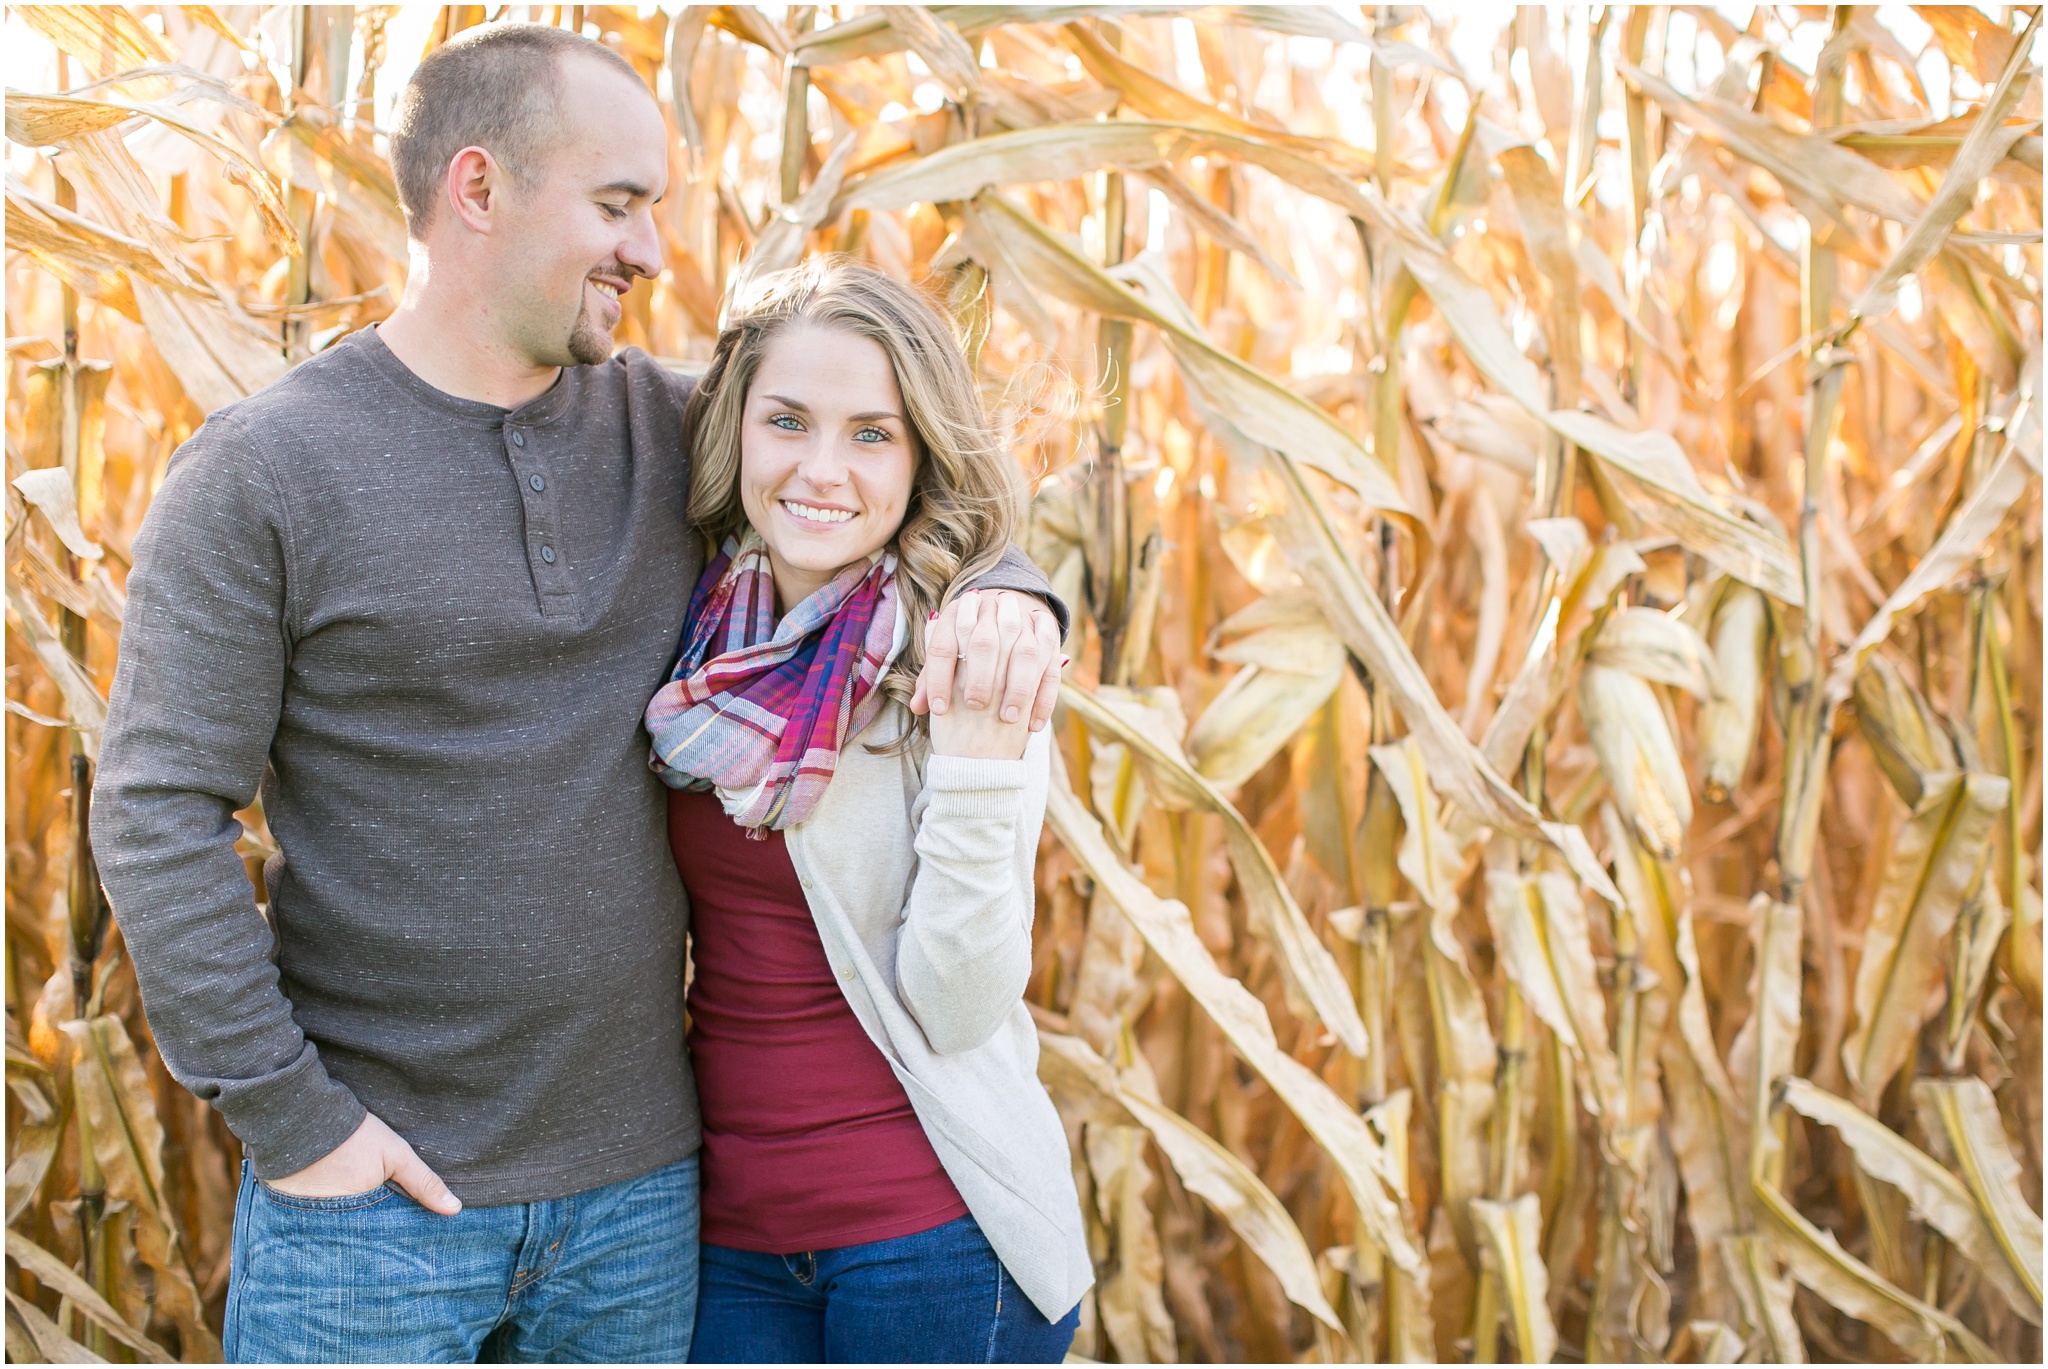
[91, 326, 1061, 1204]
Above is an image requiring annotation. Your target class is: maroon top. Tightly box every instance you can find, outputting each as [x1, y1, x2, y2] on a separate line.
[670, 787, 968, 1252]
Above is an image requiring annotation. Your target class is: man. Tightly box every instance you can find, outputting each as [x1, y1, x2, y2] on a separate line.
[91, 23, 1064, 1364]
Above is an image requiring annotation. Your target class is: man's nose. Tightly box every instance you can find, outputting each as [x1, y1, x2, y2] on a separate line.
[620, 212, 662, 279]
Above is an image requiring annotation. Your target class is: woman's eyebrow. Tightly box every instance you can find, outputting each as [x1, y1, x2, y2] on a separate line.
[758, 395, 902, 425]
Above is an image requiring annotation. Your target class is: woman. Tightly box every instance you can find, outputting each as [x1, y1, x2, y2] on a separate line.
[643, 259, 1090, 1363]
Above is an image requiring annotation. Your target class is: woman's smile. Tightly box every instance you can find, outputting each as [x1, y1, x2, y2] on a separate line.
[779, 498, 857, 526]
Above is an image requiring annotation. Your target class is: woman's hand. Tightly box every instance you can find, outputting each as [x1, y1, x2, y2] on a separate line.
[912, 589, 1062, 731]
[928, 592, 1031, 760]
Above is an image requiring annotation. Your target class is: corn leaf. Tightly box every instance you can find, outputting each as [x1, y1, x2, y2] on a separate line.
[1471, 1194, 1557, 1365]
[1781, 1076, 2038, 1323]
[5, 1290, 107, 1364]
[1038, 1027, 1346, 1331]
[1852, 12, 2042, 321]
[1063, 682, 1365, 1055]
[1827, 421, 2041, 707]
[1589, 606, 1717, 701]
[1753, 1172, 1996, 1362]
[14, 5, 174, 79]
[1914, 1078, 2045, 1315]
[1842, 771, 2008, 1108]
[5, 580, 107, 739]
[1851, 652, 1958, 808]
[1185, 657, 1342, 791]
[3, 1233, 175, 1363]
[1042, 763, 1422, 1274]
[966, 192, 1408, 514]
[60, 1016, 219, 1362]
[12, 468, 105, 562]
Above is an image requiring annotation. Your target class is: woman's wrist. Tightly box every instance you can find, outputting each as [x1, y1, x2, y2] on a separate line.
[929, 706, 1028, 759]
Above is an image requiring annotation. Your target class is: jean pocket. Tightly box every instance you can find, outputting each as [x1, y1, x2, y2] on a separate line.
[254, 1179, 396, 1212]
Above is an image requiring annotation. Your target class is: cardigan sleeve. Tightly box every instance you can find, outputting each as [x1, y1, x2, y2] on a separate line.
[896, 728, 1050, 1054]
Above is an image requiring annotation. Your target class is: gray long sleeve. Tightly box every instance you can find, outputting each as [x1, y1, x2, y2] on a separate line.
[93, 412, 366, 1176]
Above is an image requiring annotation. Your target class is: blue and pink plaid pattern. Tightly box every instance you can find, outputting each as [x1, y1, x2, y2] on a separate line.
[644, 532, 899, 834]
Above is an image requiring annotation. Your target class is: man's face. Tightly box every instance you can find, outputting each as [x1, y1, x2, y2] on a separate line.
[489, 53, 668, 368]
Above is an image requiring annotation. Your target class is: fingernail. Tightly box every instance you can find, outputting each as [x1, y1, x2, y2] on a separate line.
[1060, 655, 1070, 667]
[1003, 706, 1021, 722]
[932, 699, 947, 715]
[928, 611, 938, 620]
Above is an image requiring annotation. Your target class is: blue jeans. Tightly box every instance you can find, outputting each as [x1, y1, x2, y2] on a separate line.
[690, 1214, 1077, 1363]
[225, 1153, 699, 1363]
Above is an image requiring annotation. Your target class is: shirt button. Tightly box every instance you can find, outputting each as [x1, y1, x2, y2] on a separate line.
[529, 474, 546, 493]
[540, 545, 556, 564]
[509, 429, 526, 448]
[839, 964, 856, 982]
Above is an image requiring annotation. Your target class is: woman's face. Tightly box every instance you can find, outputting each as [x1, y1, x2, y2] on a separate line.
[739, 321, 917, 613]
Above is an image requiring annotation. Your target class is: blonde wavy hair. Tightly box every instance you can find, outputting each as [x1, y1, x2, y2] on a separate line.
[683, 257, 1024, 722]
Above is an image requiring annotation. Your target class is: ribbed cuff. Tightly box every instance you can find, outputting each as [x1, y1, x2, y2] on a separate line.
[924, 754, 1029, 819]
[220, 1042, 368, 1180]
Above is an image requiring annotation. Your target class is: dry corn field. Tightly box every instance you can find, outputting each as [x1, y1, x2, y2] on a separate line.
[4, 3, 2044, 1363]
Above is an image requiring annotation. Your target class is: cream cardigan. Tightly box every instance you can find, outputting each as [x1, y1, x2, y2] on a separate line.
[778, 703, 1092, 1323]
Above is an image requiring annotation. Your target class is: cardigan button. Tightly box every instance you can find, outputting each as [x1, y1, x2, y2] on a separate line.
[838, 964, 855, 982]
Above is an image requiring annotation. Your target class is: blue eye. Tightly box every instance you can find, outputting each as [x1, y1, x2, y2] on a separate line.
[770, 413, 804, 431]
[855, 426, 891, 444]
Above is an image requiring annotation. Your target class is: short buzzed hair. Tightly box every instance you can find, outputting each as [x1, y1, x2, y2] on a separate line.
[389, 23, 643, 235]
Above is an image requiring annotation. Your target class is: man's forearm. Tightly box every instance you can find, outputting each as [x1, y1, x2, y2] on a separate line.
[92, 782, 367, 1177]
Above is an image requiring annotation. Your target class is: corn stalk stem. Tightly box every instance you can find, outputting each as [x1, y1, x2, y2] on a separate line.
[1371, 7, 1393, 199]
[1751, 24, 1853, 1254]
[1984, 585, 2025, 913]
[1090, 169, 1134, 673]
[1619, 6, 1652, 405]
[1373, 101, 1480, 482]
[1776, 6, 1854, 909]
[1590, 888, 1646, 1360]
[1470, 982, 1529, 1364]
[1541, 1032, 1578, 1239]
[1356, 739, 1399, 1108]
[780, 61, 810, 206]
[1564, 9, 1610, 207]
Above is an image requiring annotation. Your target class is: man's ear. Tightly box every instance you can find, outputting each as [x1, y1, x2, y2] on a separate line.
[444, 145, 504, 236]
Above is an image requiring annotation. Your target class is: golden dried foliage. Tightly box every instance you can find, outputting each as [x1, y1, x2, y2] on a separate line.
[5, 4, 2042, 1363]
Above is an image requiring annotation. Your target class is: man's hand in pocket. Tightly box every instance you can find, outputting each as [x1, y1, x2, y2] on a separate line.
[264, 1112, 462, 1214]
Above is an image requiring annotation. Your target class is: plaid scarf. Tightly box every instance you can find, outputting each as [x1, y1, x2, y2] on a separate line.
[645, 531, 901, 835]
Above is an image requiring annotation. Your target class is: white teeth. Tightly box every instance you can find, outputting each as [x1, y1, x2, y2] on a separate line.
[783, 501, 853, 524]
[594, 282, 619, 299]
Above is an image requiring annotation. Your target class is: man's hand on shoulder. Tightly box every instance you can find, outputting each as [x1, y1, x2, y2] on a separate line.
[912, 589, 1063, 734]
[264, 1112, 462, 1214]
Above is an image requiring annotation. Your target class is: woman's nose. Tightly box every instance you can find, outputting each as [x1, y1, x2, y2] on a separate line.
[796, 440, 849, 488]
